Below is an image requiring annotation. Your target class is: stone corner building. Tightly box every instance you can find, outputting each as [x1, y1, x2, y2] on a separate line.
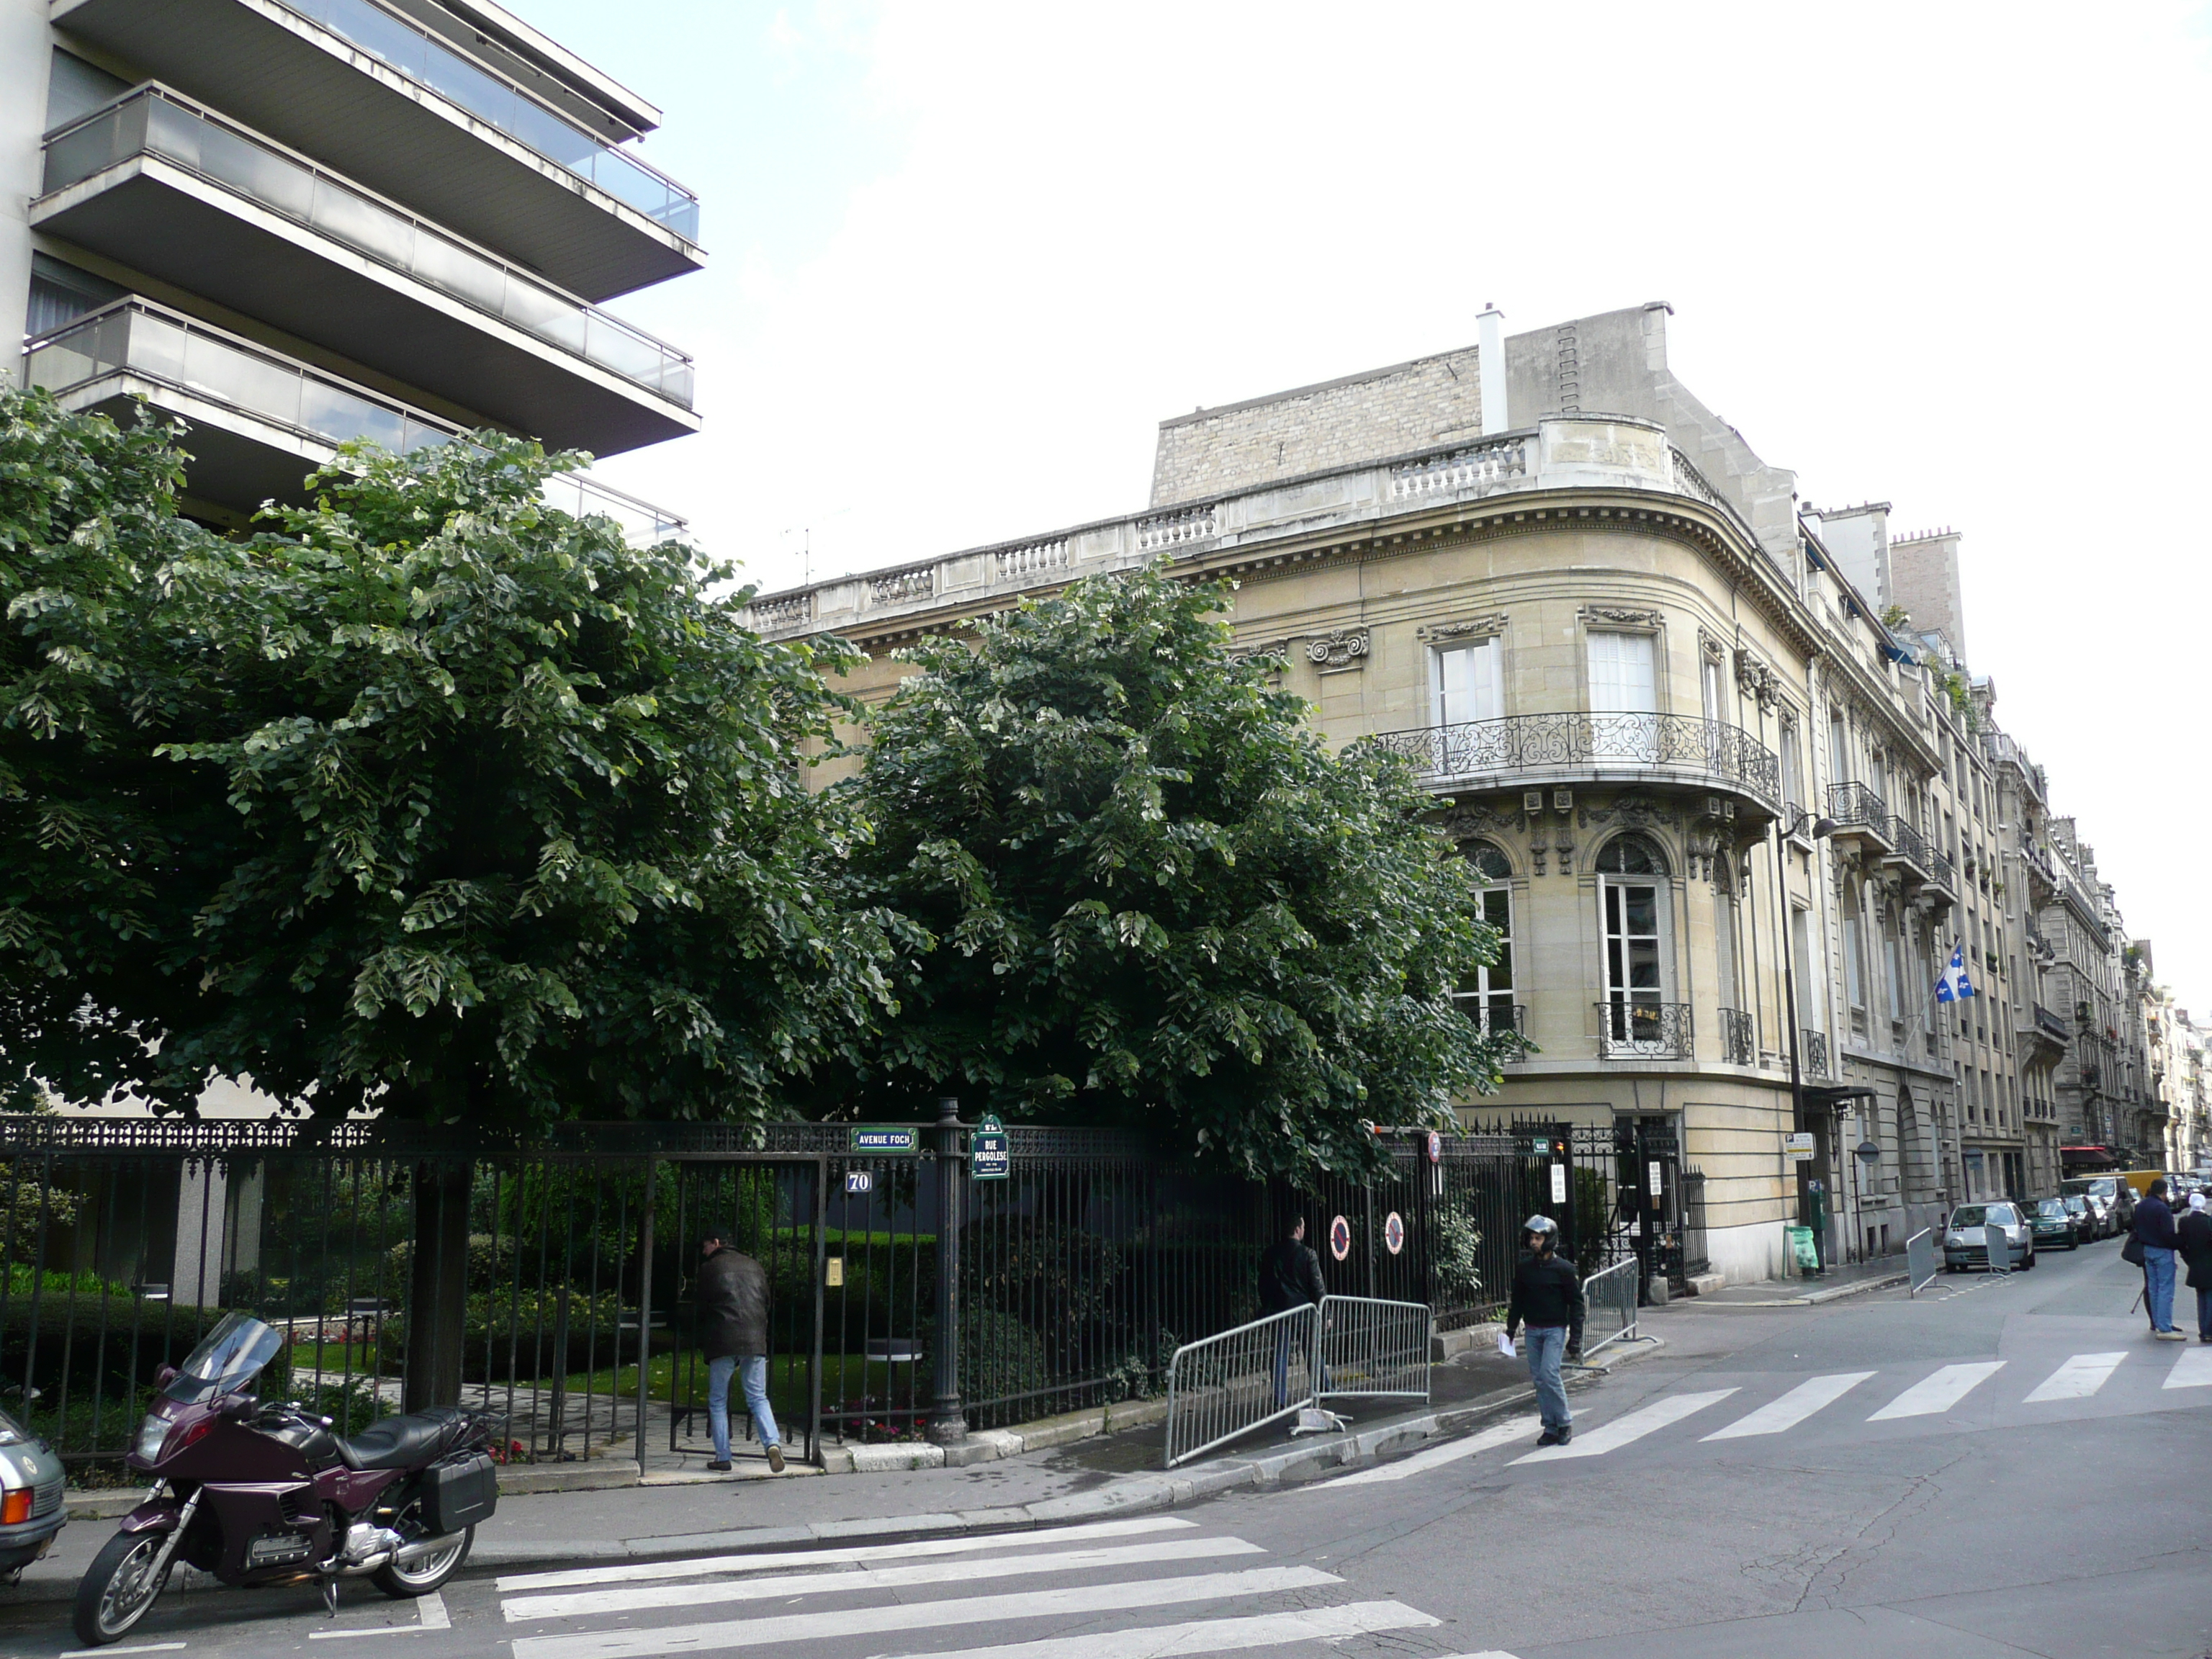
[751, 302, 2172, 1286]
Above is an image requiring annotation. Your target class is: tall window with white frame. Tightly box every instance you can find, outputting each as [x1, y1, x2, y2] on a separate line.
[1434, 638, 1503, 729]
[1587, 629, 1658, 764]
[1843, 881, 1868, 1038]
[1455, 842, 1518, 1037]
[1596, 833, 1673, 1055]
[1779, 716, 1804, 817]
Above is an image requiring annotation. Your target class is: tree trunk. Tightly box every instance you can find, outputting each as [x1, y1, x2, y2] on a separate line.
[405, 1159, 472, 1413]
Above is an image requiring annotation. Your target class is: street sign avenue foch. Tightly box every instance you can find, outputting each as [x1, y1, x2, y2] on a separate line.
[849, 1125, 918, 1154]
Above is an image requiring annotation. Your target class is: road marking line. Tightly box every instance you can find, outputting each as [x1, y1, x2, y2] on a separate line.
[1701, 1372, 1874, 1440]
[1868, 1361, 2005, 1420]
[497, 1515, 1196, 1592]
[870, 1599, 1442, 1659]
[2164, 1347, 2212, 1389]
[503, 1537, 1264, 1622]
[60, 1646, 186, 1658]
[2023, 1352, 2128, 1403]
[1510, 1389, 1737, 1462]
[418, 1592, 449, 1631]
[507, 1565, 1341, 1659]
[1322, 1415, 1541, 1485]
[309, 1630, 428, 1642]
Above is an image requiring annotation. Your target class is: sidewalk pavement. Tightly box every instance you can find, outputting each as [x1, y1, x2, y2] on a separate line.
[1689, 1256, 1911, 1307]
[6, 1334, 1662, 1604]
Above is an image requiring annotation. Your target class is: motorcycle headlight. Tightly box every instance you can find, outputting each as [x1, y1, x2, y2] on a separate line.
[135, 1414, 169, 1462]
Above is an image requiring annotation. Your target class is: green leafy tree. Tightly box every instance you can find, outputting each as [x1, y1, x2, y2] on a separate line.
[4, 395, 900, 1128]
[817, 565, 1518, 1179]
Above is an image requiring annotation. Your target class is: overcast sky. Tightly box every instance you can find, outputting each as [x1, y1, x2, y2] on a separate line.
[521, 1, 2212, 1017]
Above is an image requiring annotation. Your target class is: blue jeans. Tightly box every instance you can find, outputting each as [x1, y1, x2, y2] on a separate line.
[707, 1354, 780, 1460]
[2144, 1246, 2178, 1333]
[1272, 1321, 1327, 1408]
[1524, 1326, 1571, 1431]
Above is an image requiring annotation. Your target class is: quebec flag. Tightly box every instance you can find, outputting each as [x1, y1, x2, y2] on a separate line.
[1936, 944, 1976, 1004]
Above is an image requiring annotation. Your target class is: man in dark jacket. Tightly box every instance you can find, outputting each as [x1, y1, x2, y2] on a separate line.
[697, 1234, 784, 1471]
[2177, 1191, 2212, 1344]
[1505, 1214, 1585, 1446]
[1259, 1217, 1326, 1406]
[2133, 1181, 2185, 1341]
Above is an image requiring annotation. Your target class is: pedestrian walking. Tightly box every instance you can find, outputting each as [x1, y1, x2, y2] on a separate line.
[1502, 1215, 1585, 1447]
[696, 1232, 786, 1472]
[1259, 1215, 1327, 1407]
[2128, 1179, 2188, 1342]
[2177, 1191, 2212, 1345]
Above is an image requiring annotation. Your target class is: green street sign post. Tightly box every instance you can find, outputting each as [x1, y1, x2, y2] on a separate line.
[971, 1112, 1010, 1181]
[849, 1125, 919, 1154]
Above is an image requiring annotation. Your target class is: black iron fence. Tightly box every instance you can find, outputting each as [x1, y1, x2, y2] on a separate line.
[0, 1110, 1657, 1474]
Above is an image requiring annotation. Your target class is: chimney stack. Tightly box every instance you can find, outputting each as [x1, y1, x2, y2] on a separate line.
[1478, 304, 1507, 433]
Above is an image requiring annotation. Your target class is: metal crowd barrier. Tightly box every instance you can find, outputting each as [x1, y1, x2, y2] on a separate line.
[1164, 1304, 1321, 1468]
[1164, 1297, 1433, 1467]
[1907, 1227, 1938, 1295]
[1579, 1256, 1640, 1357]
[1316, 1295, 1431, 1406]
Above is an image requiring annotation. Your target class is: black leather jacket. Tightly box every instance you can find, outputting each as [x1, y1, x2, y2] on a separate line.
[697, 1246, 770, 1359]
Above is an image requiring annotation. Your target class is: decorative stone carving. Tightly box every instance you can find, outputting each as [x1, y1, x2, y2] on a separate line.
[1305, 629, 1370, 673]
[1585, 606, 1663, 627]
[1439, 802, 1515, 837]
[1555, 833, 1575, 876]
[1419, 614, 1509, 643]
[1530, 841, 1548, 877]
[1733, 648, 1783, 711]
[1228, 639, 1290, 670]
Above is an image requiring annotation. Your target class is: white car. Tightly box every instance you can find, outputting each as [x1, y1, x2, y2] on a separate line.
[1942, 1202, 2036, 1272]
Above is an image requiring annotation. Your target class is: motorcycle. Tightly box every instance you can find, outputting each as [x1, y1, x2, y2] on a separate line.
[73, 1310, 500, 1647]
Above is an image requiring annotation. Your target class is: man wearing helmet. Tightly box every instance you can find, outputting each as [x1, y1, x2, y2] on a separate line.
[1503, 1213, 1585, 1447]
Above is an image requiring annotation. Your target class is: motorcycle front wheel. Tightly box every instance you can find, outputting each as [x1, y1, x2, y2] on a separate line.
[73, 1530, 171, 1647]
[373, 1524, 472, 1598]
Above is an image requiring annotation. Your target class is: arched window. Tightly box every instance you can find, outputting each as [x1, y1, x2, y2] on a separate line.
[1595, 834, 1675, 1053]
[1456, 842, 1517, 1035]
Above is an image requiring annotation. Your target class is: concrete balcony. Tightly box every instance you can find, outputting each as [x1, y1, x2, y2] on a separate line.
[50, 0, 700, 300]
[24, 296, 686, 541]
[1362, 711, 1781, 821]
[1876, 815, 1956, 914]
[35, 87, 696, 456]
[2017, 838, 2060, 904]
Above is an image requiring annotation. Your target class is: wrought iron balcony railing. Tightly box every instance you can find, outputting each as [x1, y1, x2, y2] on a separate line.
[1596, 1000, 1693, 1061]
[1801, 1028, 1831, 1078]
[1365, 713, 1780, 805]
[1719, 1007, 1755, 1066]
[1825, 781, 1891, 837]
[1453, 997, 1527, 1041]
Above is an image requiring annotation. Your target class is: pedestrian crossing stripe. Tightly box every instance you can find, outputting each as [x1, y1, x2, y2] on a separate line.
[502, 1537, 1267, 1623]
[1511, 1388, 1737, 1462]
[2164, 1347, 2212, 1388]
[870, 1601, 1444, 1659]
[1866, 1361, 2005, 1420]
[1701, 1371, 1872, 1440]
[506, 1566, 1344, 1659]
[2021, 1352, 2126, 1403]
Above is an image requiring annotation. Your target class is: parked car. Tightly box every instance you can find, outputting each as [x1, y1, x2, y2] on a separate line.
[1943, 1202, 2036, 1272]
[2027, 1197, 2080, 1251]
[2060, 1194, 2099, 1245]
[0, 1405, 65, 1581]
[2062, 1177, 2134, 1233]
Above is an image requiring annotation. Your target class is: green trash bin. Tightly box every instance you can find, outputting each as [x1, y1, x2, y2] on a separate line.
[1786, 1224, 1820, 1274]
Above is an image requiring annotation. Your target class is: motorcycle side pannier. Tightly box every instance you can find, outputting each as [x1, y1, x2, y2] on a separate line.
[419, 1451, 498, 1534]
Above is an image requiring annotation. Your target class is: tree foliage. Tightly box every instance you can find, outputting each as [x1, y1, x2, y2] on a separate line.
[1, 388, 901, 1125]
[818, 565, 1518, 1178]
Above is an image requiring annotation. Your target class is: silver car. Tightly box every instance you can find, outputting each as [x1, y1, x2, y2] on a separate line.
[1942, 1202, 2036, 1272]
[0, 1406, 65, 1580]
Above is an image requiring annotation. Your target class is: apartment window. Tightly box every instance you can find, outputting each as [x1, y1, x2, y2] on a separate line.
[1843, 888, 1866, 1011]
[1597, 834, 1671, 1031]
[1714, 868, 1740, 1011]
[1829, 711, 1851, 786]
[1455, 842, 1517, 1035]
[1886, 936, 1905, 1023]
[1587, 630, 1658, 714]
[1791, 907, 1821, 1029]
[1701, 650, 1727, 725]
[1434, 639, 1503, 729]
[1779, 718, 1804, 814]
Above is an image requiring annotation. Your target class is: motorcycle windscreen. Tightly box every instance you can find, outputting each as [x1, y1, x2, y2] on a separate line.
[164, 1310, 283, 1403]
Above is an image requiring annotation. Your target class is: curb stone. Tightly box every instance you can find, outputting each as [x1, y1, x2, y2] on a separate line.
[1705, 1271, 1909, 1308]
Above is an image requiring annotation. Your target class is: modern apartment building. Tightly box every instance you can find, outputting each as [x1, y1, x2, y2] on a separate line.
[2, 0, 697, 538]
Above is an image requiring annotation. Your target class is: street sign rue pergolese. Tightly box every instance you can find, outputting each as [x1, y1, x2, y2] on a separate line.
[971, 1112, 1010, 1181]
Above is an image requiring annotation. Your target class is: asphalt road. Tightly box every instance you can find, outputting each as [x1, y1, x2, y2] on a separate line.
[8, 1233, 2208, 1659]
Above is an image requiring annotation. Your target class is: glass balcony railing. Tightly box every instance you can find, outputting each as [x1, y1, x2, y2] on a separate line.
[24, 298, 687, 544]
[42, 87, 694, 410]
[276, 0, 698, 241]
